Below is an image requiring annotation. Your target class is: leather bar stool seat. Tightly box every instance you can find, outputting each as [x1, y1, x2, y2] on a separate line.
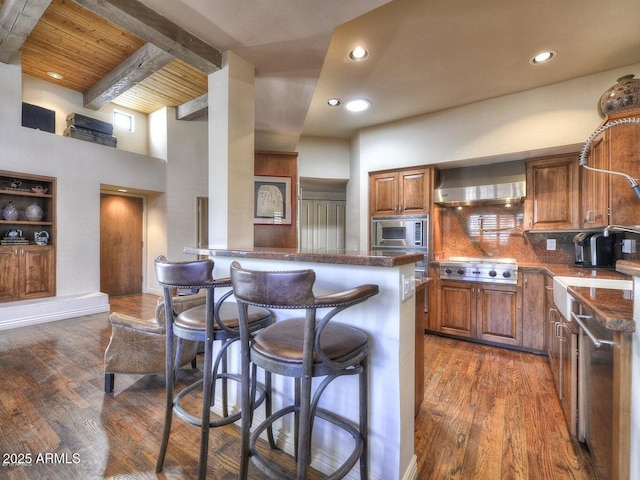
[154, 256, 273, 480]
[252, 319, 369, 367]
[231, 261, 379, 480]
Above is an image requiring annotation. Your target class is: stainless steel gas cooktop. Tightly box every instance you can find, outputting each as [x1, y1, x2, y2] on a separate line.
[439, 257, 518, 284]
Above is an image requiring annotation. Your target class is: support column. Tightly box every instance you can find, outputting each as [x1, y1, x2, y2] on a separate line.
[208, 51, 255, 248]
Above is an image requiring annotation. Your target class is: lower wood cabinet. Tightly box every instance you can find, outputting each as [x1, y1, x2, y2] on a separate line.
[0, 246, 55, 302]
[436, 279, 521, 347]
[415, 281, 426, 416]
[521, 271, 546, 352]
[430, 271, 546, 353]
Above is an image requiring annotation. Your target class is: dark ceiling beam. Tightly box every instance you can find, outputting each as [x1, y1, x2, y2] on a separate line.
[72, 0, 221, 74]
[0, 0, 51, 63]
[84, 43, 174, 110]
[176, 93, 208, 120]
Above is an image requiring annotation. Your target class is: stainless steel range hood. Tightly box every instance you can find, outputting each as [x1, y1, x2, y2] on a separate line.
[434, 160, 526, 206]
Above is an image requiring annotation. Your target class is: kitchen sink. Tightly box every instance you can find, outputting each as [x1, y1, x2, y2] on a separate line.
[552, 275, 633, 320]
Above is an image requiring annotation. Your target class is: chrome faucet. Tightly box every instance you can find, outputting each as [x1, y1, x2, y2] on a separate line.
[603, 224, 640, 237]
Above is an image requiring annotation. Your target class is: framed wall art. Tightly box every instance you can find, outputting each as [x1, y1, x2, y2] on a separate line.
[253, 175, 292, 225]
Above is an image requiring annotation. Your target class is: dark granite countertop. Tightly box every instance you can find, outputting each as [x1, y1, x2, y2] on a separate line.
[184, 247, 425, 268]
[567, 285, 634, 332]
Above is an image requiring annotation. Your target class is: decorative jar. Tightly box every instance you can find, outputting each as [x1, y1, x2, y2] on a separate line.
[2, 201, 19, 221]
[598, 74, 640, 117]
[25, 203, 44, 221]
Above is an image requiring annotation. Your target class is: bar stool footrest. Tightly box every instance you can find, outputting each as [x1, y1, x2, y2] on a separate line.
[174, 373, 268, 428]
[249, 406, 364, 480]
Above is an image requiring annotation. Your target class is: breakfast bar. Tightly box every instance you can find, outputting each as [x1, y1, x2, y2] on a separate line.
[184, 247, 424, 480]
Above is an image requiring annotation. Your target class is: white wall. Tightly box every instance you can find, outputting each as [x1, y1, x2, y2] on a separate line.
[0, 57, 208, 322]
[297, 136, 351, 180]
[22, 75, 149, 156]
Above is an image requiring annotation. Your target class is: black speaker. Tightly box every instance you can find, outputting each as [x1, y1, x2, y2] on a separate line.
[22, 102, 55, 134]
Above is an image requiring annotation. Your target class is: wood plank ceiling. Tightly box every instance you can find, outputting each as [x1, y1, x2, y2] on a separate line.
[16, 0, 209, 115]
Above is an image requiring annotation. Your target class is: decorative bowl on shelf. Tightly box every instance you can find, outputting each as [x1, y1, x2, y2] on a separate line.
[25, 203, 44, 221]
[31, 185, 48, 194]
[34, 231, 49, 245]
[2, 201, 19, 220]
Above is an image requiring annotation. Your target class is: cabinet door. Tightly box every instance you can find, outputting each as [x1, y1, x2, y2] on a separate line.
[559, 324, 578, 436]
[581, 135, 609, 228]
[20, 246, 55, 300]
[525, 155, 579, 230]
[521, 271, 545, 351]
[476, 283, 520, 346]
[439, 280, 474, 337]
[369, 172, 399, 216]
[0, 247, 20, 302]
[545, 276, 562, 396]
[609, 119, 640, 226]
[415, 284, 426, 416]
[398, 168, 429, 215]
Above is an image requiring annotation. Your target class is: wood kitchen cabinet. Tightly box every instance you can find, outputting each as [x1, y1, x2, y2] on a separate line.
[0, 170, 56, 302]
[520, 270, 546, 352]
[369, 167, 433, 216]
[524, 154, 580, 231]
[580, 108, 640, 228]
[435, 279, 521, 347]
[415, 281, 426, 416]
[545, 274, 562, 395]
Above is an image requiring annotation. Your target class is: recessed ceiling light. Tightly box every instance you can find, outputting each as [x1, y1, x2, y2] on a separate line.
[349, 45, 369, 61]
[345, 98, 371, 112]
[46, 71, 64, 80]
[529, 51, 556, 65]
[327, 98, 342, 107]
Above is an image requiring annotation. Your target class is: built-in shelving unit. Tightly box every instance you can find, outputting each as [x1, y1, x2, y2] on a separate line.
[0, 170, 56, 302]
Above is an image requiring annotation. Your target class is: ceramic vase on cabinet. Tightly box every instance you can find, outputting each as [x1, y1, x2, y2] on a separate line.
[2, 201, 19, 220]
[25, 203, 43, 221]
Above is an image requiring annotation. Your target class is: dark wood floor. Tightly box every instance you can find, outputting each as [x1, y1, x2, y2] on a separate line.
[0, 294, 595, 479]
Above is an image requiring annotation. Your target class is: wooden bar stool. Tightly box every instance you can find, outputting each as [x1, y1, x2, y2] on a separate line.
[230, 261, 379, 480]
[154, 256, 273, 480]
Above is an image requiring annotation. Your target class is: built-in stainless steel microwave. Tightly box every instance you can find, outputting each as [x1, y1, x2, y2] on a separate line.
[371, 215, 429, 250]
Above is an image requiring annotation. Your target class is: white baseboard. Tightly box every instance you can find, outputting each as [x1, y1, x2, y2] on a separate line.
[0, 292, 109, 331]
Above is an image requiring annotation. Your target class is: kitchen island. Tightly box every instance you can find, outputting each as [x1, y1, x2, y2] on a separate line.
[184, 247, 423, 480]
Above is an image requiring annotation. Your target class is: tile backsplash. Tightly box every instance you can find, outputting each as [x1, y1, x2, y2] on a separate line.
[437, 204, 640, 265]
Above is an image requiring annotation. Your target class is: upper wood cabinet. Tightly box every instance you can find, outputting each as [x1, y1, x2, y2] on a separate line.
[580, 109, 640, 228]
[524, 154, 580, 231]
[369, 167, 433, 216]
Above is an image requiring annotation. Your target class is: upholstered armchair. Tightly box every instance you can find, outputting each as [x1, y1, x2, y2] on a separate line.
[104, 292, 205, 393]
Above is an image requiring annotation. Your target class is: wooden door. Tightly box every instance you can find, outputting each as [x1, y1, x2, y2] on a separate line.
[100, 194, 143, 296]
